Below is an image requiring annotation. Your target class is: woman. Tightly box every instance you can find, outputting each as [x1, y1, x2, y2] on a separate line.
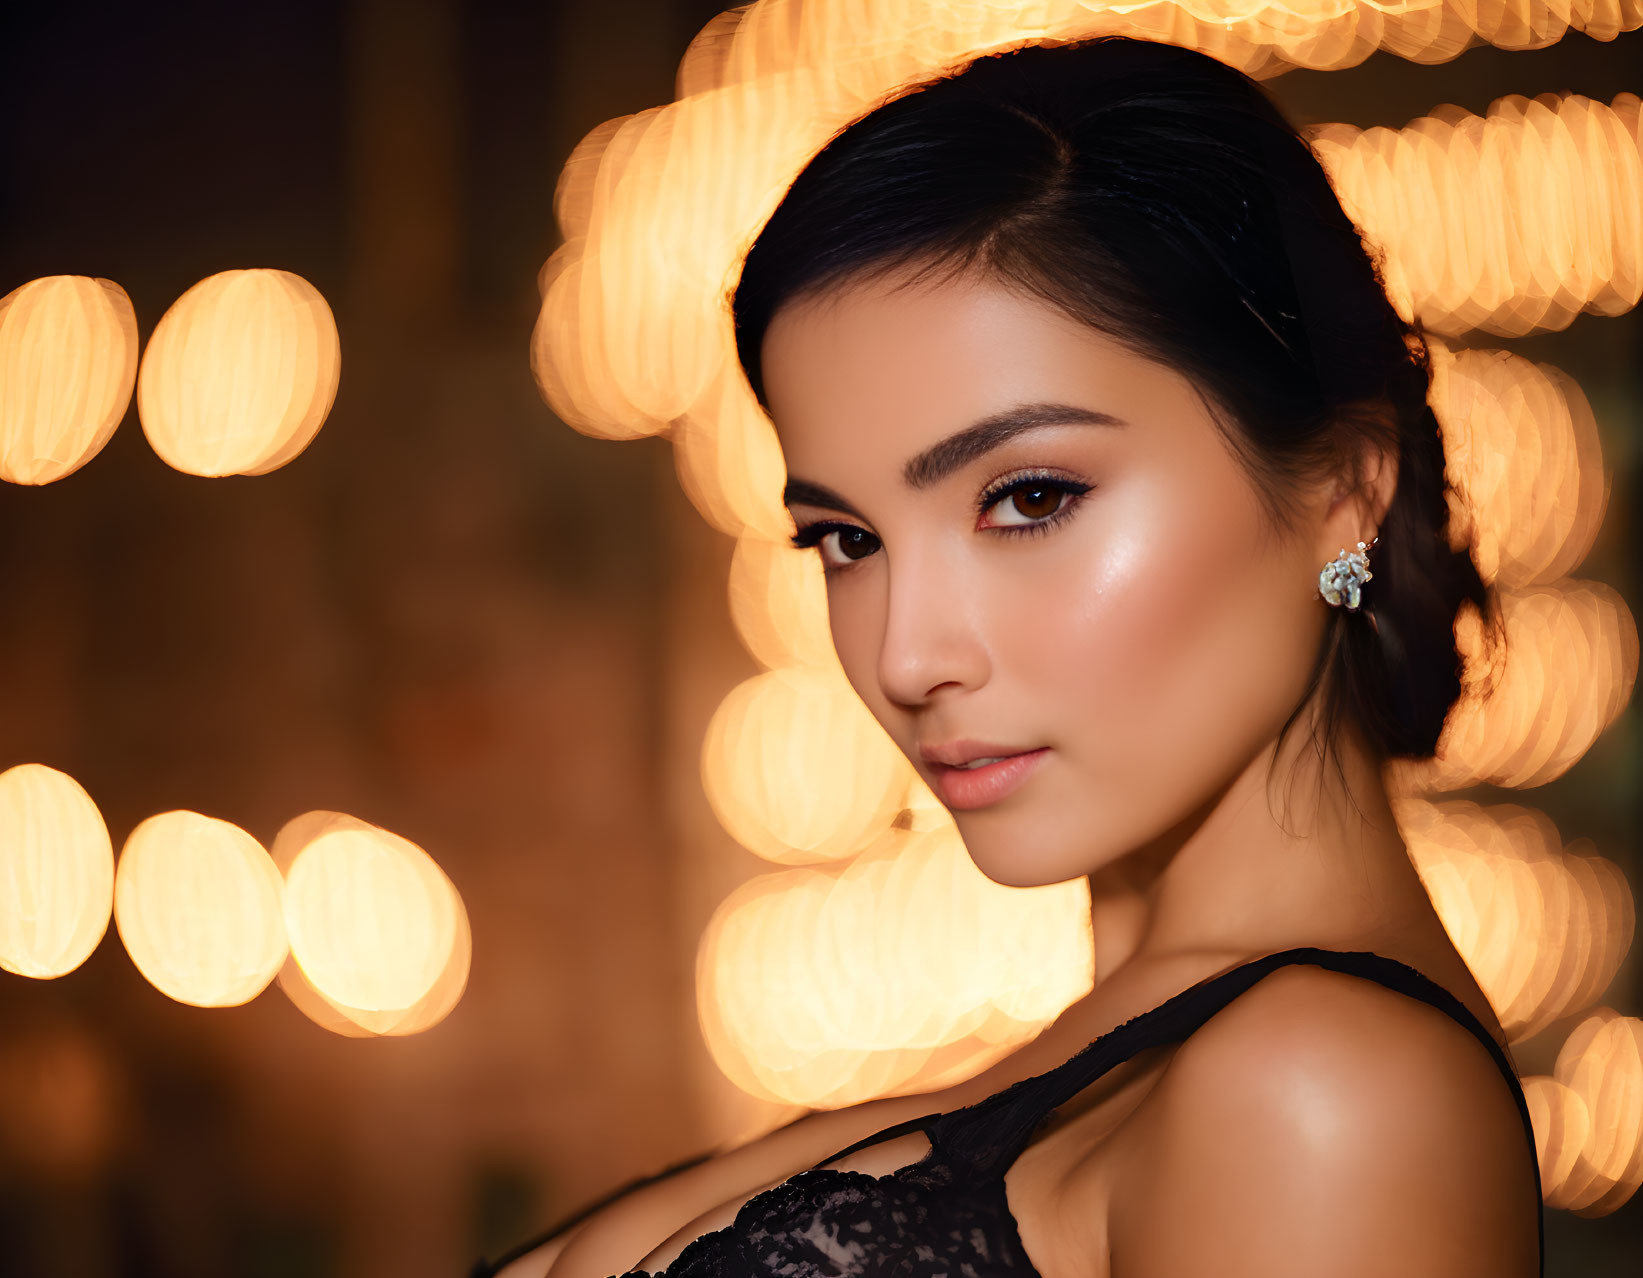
[481, 34, 1544, 1278]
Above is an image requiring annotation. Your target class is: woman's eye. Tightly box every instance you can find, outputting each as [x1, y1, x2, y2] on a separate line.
[789, 523, 881, 571]
[787, 474, 1088, 572]
[820, 527, 881, 567]
[980, 476, 1091, 530]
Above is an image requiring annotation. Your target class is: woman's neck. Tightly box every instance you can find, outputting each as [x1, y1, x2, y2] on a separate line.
[1082, 711, 1429, 987]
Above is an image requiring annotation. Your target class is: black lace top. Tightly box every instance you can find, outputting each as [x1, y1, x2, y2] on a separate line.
[474, 947, 1546, 1278]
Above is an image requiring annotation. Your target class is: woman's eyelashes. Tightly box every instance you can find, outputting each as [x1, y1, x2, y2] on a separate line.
[787, 521, 882, 571]
[978, 471, 1093, 532]
[788, 471, 1093, 574]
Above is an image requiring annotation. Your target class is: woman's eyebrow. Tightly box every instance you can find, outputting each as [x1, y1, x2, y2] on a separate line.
[902, 401, 1127, 489]
[782, 400, 1126, 516]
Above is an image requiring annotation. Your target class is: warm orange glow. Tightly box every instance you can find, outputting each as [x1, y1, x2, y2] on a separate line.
[673, 365, 793, 541]
[1313, 92, 1643, 336]
[0, 1022, 118, 1183]
[1430, 342, 1607, 585]
[1388, 580, 1639, 792]
[1522, 1010, 1643, 1214]
[0, 764, 114, 979]
[533, 5, 1643, 453]
[1394, 797, 1634, 1042]
[272, 956, 374, 1038]
[1397, 794, 1643, 1213]
[669, 2, 1643, 97]
[1523, 1075, 1593, 1203]
[136, 268, 340, 476]
[701, 666, 911, 864]
[728, 533, 836, 670]
[0, 276, 137, 485]
[113, 810, 288, 1007]
[275, 811, 469, 1035]
[697, 823, 1092, 1106]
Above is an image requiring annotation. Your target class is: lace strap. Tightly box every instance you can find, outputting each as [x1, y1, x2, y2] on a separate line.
[927, 947, 1542, 1272]
[933, 948, 1535, 1178]
[806, 1107, 944, 1171]
[802, 948, 1541, 1275]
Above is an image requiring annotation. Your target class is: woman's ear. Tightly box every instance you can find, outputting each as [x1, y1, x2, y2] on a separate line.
[1318, 420, 1399, 561]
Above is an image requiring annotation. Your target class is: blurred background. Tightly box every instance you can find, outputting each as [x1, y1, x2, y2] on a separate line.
[0, 2, 1638, 1276]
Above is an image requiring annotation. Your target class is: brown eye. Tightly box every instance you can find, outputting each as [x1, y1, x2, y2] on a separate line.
[789, 519, 883, 574]
[980, 474, 1092, 532]
[832, 527, 879, 562]
[1010, 485, 1064, 521]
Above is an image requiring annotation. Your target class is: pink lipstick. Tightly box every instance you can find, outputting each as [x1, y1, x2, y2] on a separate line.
[929, 747, 1049, 810]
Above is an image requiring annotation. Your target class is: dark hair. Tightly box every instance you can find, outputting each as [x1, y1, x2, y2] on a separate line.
[731, 35, 1496, 775]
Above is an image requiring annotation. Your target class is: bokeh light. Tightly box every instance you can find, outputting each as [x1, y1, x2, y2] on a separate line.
[1395, 797, 1635, 1042]
[0, 763, 114, 980]
[1430, 342, 1608, 586]
[532, 5, 1643, 451]
[1390, 581, 1639, 792]
[275, 811, 470, 1036]
[702, 666, 911, 865]
[1313, 91, 1643, 337]
[136, 267, 340, 477]
[0, 275, 137, 485]
[727, 533, 836, 671]
[1524, 1011, 1643, 1212]
[113, 810, 288, 1008]
[697, 823, 1093, 1106]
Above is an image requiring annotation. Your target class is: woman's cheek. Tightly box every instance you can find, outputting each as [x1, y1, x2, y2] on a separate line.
[1018, 478, 1279, 806]
[1016, 489, 1204, 718]
[828, 597, 886, 711]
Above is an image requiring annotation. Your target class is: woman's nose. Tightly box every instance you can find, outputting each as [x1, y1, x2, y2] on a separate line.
[874, 553, 990, 708]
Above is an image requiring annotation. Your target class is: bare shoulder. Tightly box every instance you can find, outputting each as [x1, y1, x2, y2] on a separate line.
[1105, 963, 1540, 1278]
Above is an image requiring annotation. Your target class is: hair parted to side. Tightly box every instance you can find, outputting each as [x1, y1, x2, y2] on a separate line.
[730, 35, 1500, 774]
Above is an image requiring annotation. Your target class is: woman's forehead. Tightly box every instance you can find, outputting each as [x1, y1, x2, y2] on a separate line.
[762, 269, 1195, 467]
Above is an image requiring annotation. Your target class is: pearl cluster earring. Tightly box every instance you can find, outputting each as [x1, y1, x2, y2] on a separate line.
[1319, 536, 1378, 611]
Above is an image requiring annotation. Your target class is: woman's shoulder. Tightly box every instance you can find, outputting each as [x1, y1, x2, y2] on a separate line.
[1152, 956, 1519, 1110]
[1099, 960, 1540, 1276]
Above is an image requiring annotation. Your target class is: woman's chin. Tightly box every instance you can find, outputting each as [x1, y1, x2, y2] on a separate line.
[961, 842, 1088, 891]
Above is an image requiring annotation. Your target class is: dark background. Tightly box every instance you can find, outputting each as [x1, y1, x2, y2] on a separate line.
[0, 3, 1638, 1276]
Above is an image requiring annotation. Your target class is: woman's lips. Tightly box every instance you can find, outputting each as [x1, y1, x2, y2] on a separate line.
[929, 747, 1050, 810]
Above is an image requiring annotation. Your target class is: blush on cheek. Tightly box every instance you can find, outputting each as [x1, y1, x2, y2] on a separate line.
[1066, 521, 1211, 718]
[1047, 490, 1311, 827]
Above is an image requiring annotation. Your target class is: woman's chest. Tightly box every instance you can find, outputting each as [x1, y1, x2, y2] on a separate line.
[628, 1044, 1176, 1278]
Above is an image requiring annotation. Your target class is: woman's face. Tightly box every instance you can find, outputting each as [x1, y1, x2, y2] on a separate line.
[761, 266, 1340, 888]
